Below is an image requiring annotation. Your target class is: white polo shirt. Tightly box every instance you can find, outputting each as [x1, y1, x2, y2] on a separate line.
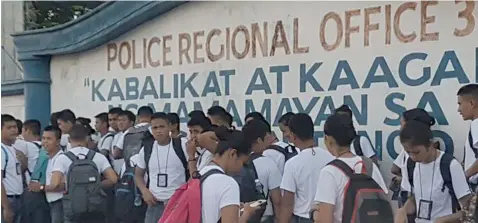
[350, 136, 376, 158]
[136, 138, 188, 200]
[465, 119, 478, 183]
[52, 146, 111, 177]
[280, 147, 335, 218]
[401, 151, 470, 223]
[60, 134, 71, 151]
[112, 131, 124, 174]
[14, 139, 41, 184]
[252, 155, 282, 216]
[200, 165, 240, 223]
[263, 141, 298, 175]
[314, 156, 388, 223]
[1, 143, 23, 195]
[45, 150, 64, 203]
[196, 148, 213, 171]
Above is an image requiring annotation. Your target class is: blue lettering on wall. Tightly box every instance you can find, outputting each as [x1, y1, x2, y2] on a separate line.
[300, 62, 323, 92]
[246, 67, 272, 95]
[363, 56, 398, 88]
[431, 50, 469, 86]
[328, 60, 360, 91]
[270, 65, 289, 94]
[399, 53, 431, 86]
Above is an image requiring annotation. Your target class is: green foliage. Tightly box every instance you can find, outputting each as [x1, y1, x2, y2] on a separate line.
[24, 1, 103, 30]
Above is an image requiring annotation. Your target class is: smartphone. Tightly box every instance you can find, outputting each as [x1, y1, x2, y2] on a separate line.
[249, 199, 267, 208]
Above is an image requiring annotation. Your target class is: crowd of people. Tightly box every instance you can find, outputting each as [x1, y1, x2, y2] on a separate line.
[2, 84, 478, 223]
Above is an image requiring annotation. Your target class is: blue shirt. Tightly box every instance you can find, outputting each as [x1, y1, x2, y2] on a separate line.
[30, 149, 48, 185]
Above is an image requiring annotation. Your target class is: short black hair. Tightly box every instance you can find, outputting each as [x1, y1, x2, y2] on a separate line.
[335, 105, 353, 118]
[69, 124, 90, 141]
[278, 112, 295, 126]
[207, 106, 232, 126]
[187, 116, 212, 131]
[108, 107, 123, 115]
[214, 127, 251, 156]
[288, 113, 314, 141]
[245, 112, 266, 123]
[95, 112, 109, 124]
[58, 109, 76, 123]
[137, 106, 154, 117]
[43, 125, 61, 140]
[76, 117, 95, 135]
[16, 119, 23, 134]
[151, 112, 169, 122]
[324, 113, 357, 147]
[188, 110, 205, 119]
[403, 108, 435, 127]
[242, 119, 271, 144]
[1, 114, 16, 128]
[457, 84, 478, 99]
[119, 110, 136, 123]
[50, 112, 60, 128]
[400, 120, 433, 147]
[23, 119, 42, 136]
[168, 113, 180, 125]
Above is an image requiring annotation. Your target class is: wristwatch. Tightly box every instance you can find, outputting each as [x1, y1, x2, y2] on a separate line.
[40, 185, 45, 191]
[188, 157, 197, 162]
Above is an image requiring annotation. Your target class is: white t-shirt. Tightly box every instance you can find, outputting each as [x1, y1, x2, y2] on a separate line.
[465, 119, 478, 183]
[97, 132, 114, 152]
[200, 165, 240, 223]
[115, 123, 150, 150]
[262, 141, 297, 175]
[45, 150, 64, 203]
[252, 155, 282, 216]
[52, 147, 111, 177]
[350, 136, 376, 158]
[393, 149, 409, 171]
[196, 148, 213, 171]
[280, 147, 335, 218]
[401, 151, 471, 223]
[1, 143, 23, 195]
[136, 138, 188, 200]
[60, 134, 71, 151]
[314, 156, 388, 223]
[112, 132, 124, 174]
[13, 139, 41, 183]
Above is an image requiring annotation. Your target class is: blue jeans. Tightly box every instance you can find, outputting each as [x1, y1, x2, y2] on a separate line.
[291, 215, 313, 223]
[1, 196, 22, 223]
[49, 200, 64, 223]
[144, 202, 165, 223]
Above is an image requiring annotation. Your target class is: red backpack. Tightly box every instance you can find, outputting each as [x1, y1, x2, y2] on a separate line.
[159, 168, 223, 223]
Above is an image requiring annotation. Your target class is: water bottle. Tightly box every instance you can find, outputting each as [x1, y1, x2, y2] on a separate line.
[254, 179, 264, 194]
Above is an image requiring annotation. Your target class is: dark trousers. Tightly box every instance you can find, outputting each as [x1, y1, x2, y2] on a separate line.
[291, 215, 313, 223]
[49, 200, 64, 223]
[2, 196, 22, 223]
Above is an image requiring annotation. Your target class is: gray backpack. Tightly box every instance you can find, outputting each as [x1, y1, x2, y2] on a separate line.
[122, 124, 151, 160]
[63, 149, 106, 220]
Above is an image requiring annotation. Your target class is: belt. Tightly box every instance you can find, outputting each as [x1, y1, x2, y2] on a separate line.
[7, 194, 21, 199]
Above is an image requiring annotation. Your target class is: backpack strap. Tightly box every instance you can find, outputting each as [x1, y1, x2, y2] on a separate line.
[172, 137, 190, 181]
[199, 168, 224, 183]
[361, 156, 374, 177]
[32, 142, 41, 150]
[406, 157, 416, 189]
[85, 149, 96, 161]
[143, 133, 155, 188]
[469, 130, 478, 158]
[439, 153, 461, 212]
[1, 145, 9, 178]
[353, 136, 363, 156]
[329, 159, 354, 178]
[64, 151, 79, 162]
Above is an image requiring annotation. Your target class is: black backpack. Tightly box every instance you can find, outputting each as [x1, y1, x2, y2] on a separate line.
[231, 153, 267, 222]
[406, 153, 461, 213]
[114, 156, 146, 222]
[267, 144, 298, 162]
[62, 150, 107, 220]
[329, 157, 393, 223]
[143, 132, 189, 182]
[352, 135, 375, 156]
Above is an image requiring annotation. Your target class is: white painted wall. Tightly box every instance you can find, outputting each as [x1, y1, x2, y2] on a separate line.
[1, 95, 25, 120]
[1, 1, 24, 81]
[50, 1, 478, 179]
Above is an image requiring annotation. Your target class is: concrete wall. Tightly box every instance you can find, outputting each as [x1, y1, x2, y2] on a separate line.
[50, 1, 478, 173]
[2, 1, 25, 120]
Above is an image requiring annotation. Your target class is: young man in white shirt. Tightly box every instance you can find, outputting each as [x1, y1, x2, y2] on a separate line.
[134, 112, 189, 223]
[113, 107, 151, 160]
[457, 84, 478, 188]
[57, 109, 76, 151]
[168, 113, 187, 138]
[51, 124, 118, 223]
[108, 107, 122, 133]
[335, 105, 378, 164]
[396, 120, 471, 223]
[95, 112, 115, 162]
[243, 119, 283, 222]
[185, 115, 213, 172]
[278, 113, 335, 223]
[1, 114, 24, 223]
[112, 110, 135, 172]
[28, 126, 65, 223]
[313, 113, 389, 223]
[278, 112, 295, 143]
[14, 119, 42, 184]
